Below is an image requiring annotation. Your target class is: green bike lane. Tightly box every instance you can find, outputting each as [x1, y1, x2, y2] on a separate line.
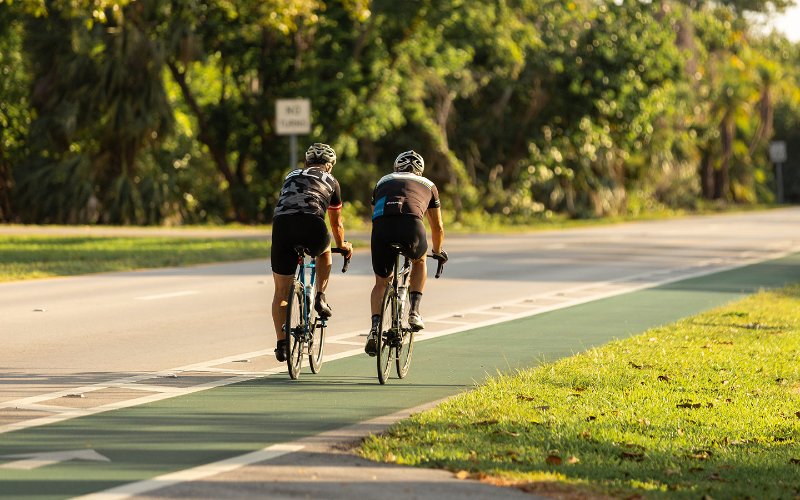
[2, 252, 800, 499]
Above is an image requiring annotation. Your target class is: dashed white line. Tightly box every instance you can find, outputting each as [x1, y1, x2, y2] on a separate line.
[135, 291, 199, 300]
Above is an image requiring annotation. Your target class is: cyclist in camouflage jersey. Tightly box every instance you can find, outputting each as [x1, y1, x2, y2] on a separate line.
[271, 143, 353, 362]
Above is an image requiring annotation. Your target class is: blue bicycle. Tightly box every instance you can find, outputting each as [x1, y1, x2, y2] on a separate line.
[285, 246, 350, 379]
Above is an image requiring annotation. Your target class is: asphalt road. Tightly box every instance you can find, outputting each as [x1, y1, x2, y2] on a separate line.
[1, 208, 799, 499]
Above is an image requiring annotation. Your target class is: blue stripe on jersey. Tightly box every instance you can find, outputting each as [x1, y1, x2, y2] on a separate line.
[372, 195, 386, 220]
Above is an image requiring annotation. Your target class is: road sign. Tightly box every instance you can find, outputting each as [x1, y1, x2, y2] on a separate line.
[275, 99, 311, 136]
[769, 141, 787, 163]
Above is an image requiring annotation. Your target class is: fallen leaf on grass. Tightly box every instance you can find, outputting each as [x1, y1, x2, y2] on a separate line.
[534, 405, 551, 411]
[663, 467, 680, 476]
[657, 375, 670, 382]
[676, 402, 702, 409]
[689, 450, 712, 460]
[516, 394, 536, 402]
[795, 411, 800, 419]
[629, 362, 643, 369]
[586, 415, 597, 422]
[545, 454, 562, 465]
[567, 455, 580, 464]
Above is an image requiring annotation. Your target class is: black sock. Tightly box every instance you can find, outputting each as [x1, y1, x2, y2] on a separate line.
[316, 291, 325, 302]
[371, 314, 380, 326]
[409, 292, 422, 314]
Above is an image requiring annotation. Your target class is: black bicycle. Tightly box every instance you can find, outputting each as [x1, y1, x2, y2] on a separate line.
[376, 245, 446, 384]
[285, 246, 350, 379]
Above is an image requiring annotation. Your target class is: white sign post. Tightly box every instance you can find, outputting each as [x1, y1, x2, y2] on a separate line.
[769, 140, 787, 204]
[276, 99, 311, 170]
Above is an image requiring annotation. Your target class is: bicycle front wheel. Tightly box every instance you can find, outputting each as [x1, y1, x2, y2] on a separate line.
[309, 318, 325, 374]
[376, 286, 395, 385]
[285, 282, 305, 379]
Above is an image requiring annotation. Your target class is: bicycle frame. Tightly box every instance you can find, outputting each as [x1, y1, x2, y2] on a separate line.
[295, 254, 323, 335]
[285, 247, 349, 379]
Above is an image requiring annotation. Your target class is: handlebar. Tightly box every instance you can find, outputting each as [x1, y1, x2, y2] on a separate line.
[428, 253, 447, 279]
[331, 247, 351, 273]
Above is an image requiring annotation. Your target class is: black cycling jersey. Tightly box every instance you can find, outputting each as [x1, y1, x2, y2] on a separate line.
[371, 172, 440, 220]
[274, 167, 342, 219]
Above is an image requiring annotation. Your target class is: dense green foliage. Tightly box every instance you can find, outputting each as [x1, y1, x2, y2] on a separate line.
[360, 284, 800, 499]
[0, 0, 798, 224]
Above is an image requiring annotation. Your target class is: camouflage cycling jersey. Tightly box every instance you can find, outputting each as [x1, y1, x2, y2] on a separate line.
[274, 167, 343, 219]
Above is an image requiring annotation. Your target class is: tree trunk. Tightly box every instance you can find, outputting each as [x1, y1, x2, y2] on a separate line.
[0, 157, 13, 222]
[167, 60, 250, 222]
[716, 112, 734, 200]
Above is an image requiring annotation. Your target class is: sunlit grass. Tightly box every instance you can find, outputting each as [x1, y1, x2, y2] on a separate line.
[0, 236, 271, 282]
[360, 285, 800, 499]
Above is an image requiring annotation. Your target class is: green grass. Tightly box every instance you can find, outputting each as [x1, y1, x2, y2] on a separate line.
[0, 236, 271, 282]
[360, 285, 800, 499]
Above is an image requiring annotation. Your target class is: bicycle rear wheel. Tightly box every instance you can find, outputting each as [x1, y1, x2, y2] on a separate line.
[376, 286, 395, 385]
[285, 282, 305, 379]
[396, 327, 414, 379]
[309, 317, 325, 374]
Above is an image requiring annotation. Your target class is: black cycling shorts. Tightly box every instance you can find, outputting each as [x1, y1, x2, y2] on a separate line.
[271, 214, 331, 275]
[371, 215, 427, 278]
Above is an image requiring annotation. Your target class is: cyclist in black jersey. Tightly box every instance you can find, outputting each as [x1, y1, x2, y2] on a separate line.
[365, 150, 448, 356]
[271, 143, 353, 362]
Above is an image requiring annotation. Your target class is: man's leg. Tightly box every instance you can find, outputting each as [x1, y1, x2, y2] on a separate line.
[315, 247, 332, 293]
[272, 272, 294, 361]
[365, 274, 390, 356]
[408, 257, 427, 331]
[314, 247, 333, 318]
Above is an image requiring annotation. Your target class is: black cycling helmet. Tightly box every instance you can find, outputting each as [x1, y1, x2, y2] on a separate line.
[394, 150, 424, 175]
[305, 143, 337, 166]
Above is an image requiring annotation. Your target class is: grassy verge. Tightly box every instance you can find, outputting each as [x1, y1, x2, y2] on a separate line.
[360, 285, 800, 499]
[0, 236, 270, 282]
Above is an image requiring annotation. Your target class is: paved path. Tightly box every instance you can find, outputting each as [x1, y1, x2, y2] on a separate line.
[1, 208, 799, 499]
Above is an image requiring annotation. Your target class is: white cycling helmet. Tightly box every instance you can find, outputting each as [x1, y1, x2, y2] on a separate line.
[305, 143, 337, 166]
[394, 150, 424, 175]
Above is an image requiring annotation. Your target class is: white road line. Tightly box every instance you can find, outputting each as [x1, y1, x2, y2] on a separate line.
[134, 291, 199, 300]
[427, 319, 469, 326]
[115, 384, 191, 394]
[73, 443, 304, 500]
[14, 404, 76, 414]
[327, 340, 366, 347]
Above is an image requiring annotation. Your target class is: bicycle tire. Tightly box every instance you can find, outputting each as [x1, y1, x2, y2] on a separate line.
[309, 317, 325, 374]
[285, 282, 305, 379]
[376, 286, 395, 385]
